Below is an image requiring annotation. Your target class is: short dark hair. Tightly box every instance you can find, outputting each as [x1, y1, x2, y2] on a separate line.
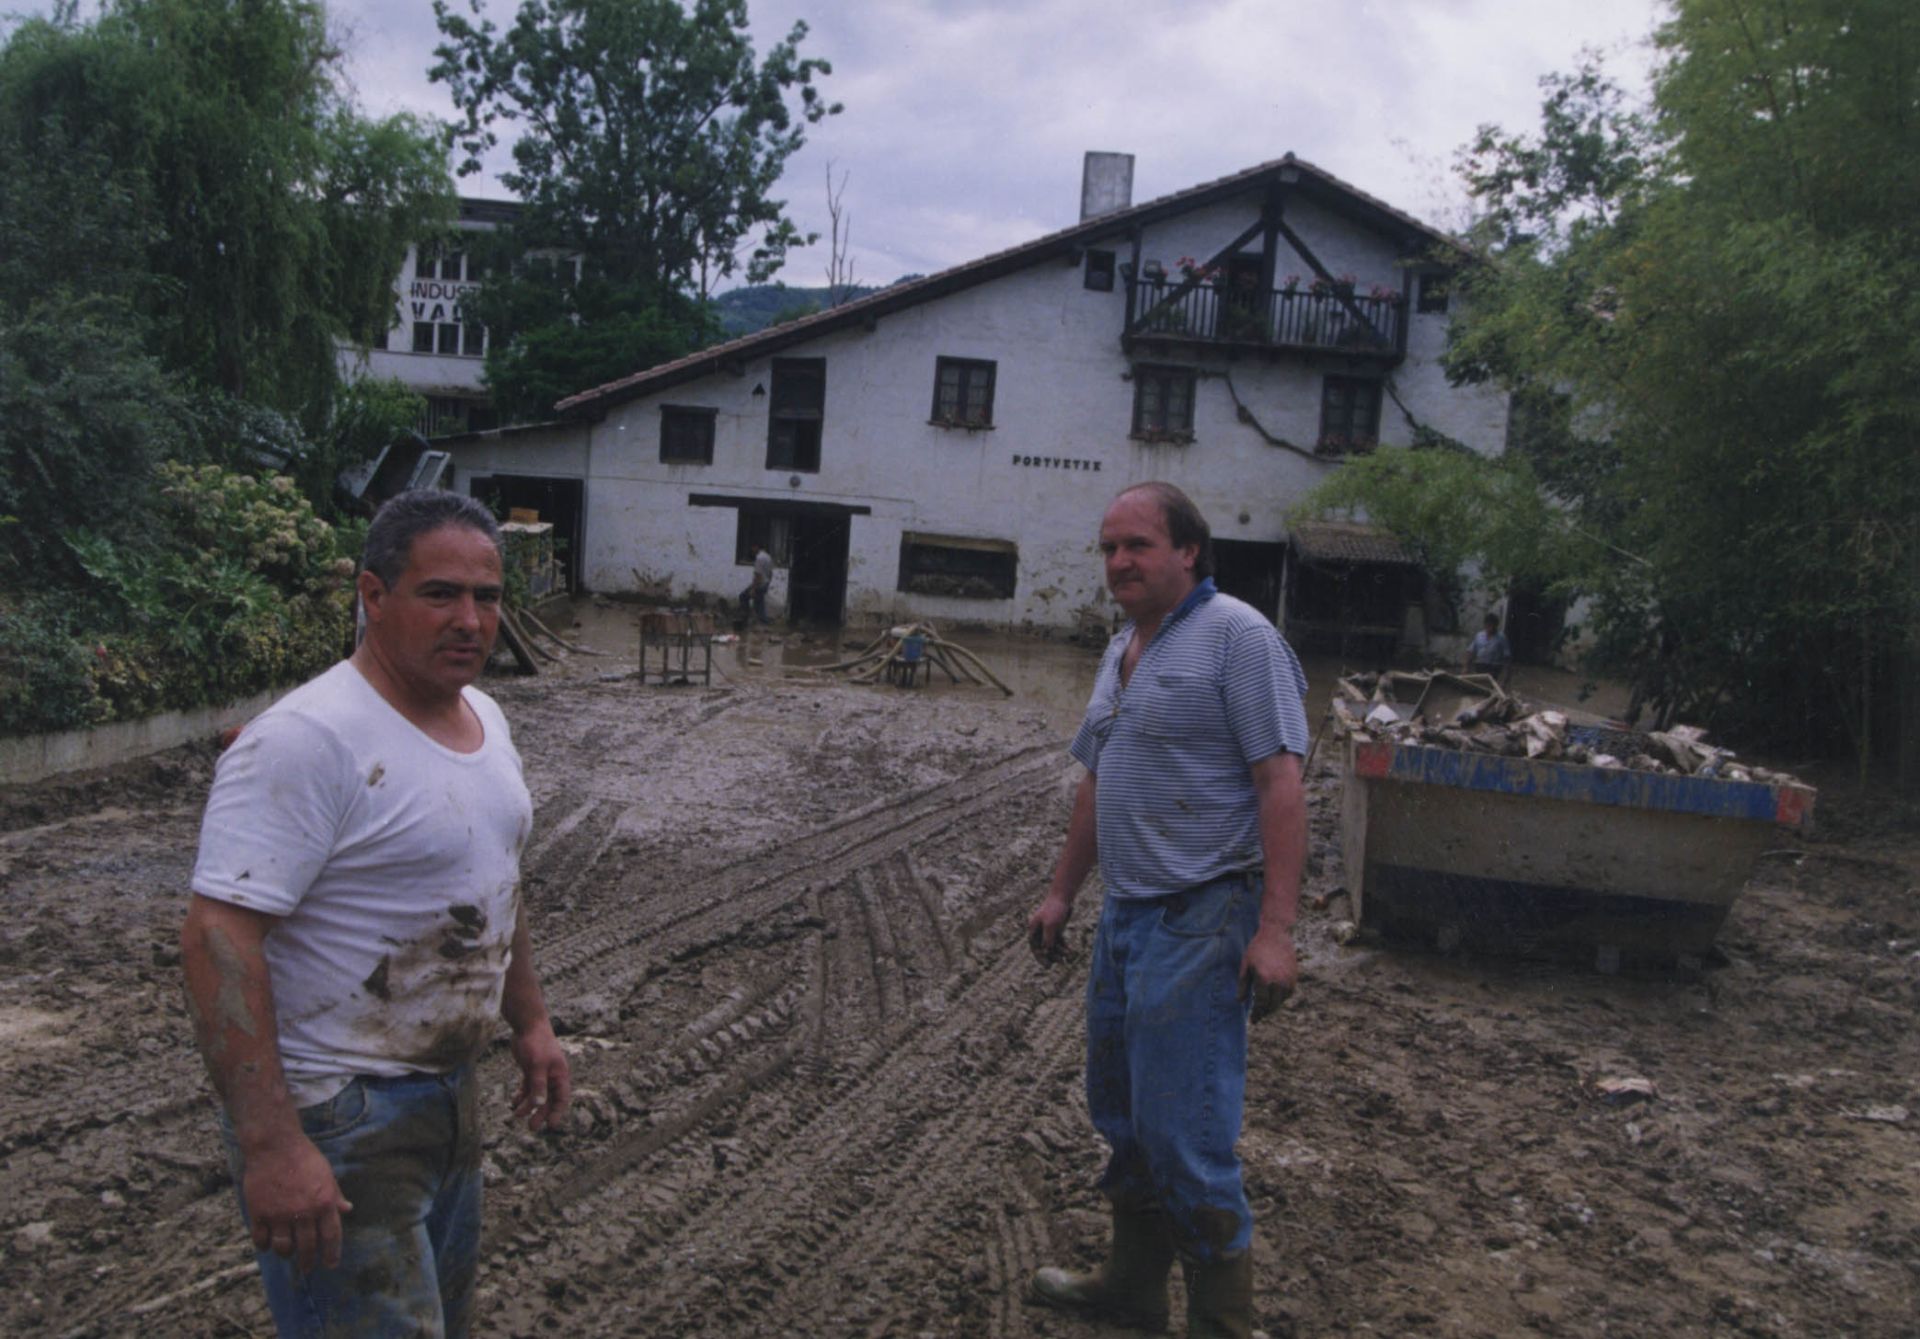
[362, 490, 502, 587]
[1483, 612, 1501, 630]
[1117, 481, 1214, 580]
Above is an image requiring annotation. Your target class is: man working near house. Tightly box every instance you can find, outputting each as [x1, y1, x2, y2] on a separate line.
[1464, 611, 1512, 684]
[181, 490, 570, 1337]
[739, 544, 774, 625]
[1027, 481, 1309, 1339]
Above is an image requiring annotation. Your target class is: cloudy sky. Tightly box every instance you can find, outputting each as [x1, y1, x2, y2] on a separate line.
[22, 0, 1672, 287]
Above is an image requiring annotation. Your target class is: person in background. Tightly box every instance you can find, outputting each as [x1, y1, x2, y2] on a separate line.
[1464, 611, 1512, 684]
[740, 544, 774, 625]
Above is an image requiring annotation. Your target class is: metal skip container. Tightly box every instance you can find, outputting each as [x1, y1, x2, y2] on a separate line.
[1340, 738, 1816, 965]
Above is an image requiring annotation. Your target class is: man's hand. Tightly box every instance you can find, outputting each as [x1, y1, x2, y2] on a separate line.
[242, 1134, 352, 1274]
[1238, 925, 1299, 1023]
[1026, 891, 1072, 966]
[510, 1018, 572, 1132]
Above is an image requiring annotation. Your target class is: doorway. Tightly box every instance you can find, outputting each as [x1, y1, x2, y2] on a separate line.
[468, 474, 586, 593]
[787, 512, 851, 625]
[1212, 539, 1285, 620]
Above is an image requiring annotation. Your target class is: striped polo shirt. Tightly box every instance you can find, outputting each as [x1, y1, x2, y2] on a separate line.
[1069, 579, 1310, 900]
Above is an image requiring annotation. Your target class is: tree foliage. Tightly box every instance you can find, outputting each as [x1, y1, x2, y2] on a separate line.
[429, 0, 839, 418]
[0, 0, 454, 421]
[0, 1, 450, 736]
[1307, 0, 1920, 770]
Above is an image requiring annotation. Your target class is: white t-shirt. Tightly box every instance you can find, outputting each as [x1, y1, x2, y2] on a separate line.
[192, 660, 534, 1107]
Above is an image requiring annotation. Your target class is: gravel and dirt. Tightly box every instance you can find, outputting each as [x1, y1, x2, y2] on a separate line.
[1, 605, 1915, 1337]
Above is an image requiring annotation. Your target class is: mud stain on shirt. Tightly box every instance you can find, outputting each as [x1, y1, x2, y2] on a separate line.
[367, 763, 386, 787]
[348, 900, 512, 1071]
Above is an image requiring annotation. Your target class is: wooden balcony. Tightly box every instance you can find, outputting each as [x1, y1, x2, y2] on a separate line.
[1123, 277, 1406, 362]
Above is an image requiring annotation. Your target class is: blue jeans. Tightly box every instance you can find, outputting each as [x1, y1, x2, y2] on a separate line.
[1086, 874, 1259, 1261]
[220, 1067, 482, 1338]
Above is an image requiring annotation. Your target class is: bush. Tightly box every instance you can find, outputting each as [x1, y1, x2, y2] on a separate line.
[0, 463, 355, 737]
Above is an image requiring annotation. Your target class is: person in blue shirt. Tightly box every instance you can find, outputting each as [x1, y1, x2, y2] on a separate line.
[1463, 612, 1512, 683]
[1026, 482, 1309, 1339]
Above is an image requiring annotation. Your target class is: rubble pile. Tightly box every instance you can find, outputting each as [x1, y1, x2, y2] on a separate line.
[1331, 671, 1808, 787]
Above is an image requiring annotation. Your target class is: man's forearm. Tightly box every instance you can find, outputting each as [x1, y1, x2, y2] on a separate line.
[180, 896, 303, 1153]
[1252, 754, 1307, 936]
[500, 903, 552, 1036]
[1048, 771, 1100, 905]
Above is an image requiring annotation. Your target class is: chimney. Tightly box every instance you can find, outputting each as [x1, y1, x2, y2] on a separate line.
[1080, 152, 1134, 222]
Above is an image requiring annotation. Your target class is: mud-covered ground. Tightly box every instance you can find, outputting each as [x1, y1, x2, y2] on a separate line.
[1, 608, 1916, 1337]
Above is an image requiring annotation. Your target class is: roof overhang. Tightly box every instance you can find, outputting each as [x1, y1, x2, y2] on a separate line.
[1289, 521, 1420, 567]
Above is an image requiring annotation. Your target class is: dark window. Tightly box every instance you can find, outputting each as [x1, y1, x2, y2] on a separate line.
[1084, 249, 1116, 292]
[767, 358, 825, 472]
[442, 251, 466, 283]
[421, 396, 473, 437]
[412, 322, 435, 354]
[416, 247, 439, 280]
[1319, 376, 1382, 452]
[660, 405, 717, 465]
[437, 322, 460, 355]
[1131, 365, 1196, 439]
[461, 322, 486, 357]
[931, 357, 996, 426]
[898, 535, 1017, 600]
[1417, 272, 1449, 314]
[735, 511, 793, 566]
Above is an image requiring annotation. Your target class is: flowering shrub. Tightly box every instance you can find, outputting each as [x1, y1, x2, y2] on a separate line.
[0, 465, 356, 736]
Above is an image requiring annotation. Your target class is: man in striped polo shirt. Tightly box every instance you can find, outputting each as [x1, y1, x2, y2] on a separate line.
[1028, 481, 1309, 1339]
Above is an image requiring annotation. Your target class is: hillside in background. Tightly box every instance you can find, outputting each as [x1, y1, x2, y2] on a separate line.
[708, 282, 886, 337]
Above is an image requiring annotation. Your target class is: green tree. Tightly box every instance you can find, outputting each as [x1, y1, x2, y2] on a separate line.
[1303, 0, 1920, 775]
[0, 0, 454, 424]
[429, 0, 839, 418]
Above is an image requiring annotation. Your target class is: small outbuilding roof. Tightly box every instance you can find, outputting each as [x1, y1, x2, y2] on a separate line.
[1288, 521, 1420, 567]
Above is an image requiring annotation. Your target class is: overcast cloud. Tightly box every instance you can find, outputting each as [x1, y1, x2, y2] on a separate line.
[20, 0, 1670, 286]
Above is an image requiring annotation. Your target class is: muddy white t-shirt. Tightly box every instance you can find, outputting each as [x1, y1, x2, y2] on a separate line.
[192, 660, 533, 1107]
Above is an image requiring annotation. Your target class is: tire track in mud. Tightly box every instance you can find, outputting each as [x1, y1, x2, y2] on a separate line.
[530, 741, 1064, 991]
[478, 811, 1087, 1337]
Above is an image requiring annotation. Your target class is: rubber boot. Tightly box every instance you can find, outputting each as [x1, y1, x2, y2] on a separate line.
[1030, 1207, 1175, 1332]
[1183, 1250, 1254, 1339]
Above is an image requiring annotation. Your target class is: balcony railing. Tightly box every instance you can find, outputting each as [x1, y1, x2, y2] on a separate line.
[1125, 277, 1404, 357]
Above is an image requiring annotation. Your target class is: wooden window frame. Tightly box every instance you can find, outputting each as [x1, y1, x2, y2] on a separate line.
[766, 357, 825, 473]
[659, 405, 717, 466]
[897, 534, 1018, 600]
[735, 511, 793, 567]
[1318, 375, 1383, 453]
[1084, 249, 1116, 292]
[930, 356, 997, 428]
[1130, 364, 1196, 442]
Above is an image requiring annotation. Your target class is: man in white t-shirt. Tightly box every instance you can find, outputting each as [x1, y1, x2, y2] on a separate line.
[181, 490, 570, 1337]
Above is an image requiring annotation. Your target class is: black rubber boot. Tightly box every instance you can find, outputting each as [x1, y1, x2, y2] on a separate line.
[1183, 1249, 1254, 1339]
[1030, 1207, 1175, 1332]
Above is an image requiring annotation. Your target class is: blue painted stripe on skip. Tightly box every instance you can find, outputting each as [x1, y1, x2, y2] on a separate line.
[1380, 745, 1782, 821]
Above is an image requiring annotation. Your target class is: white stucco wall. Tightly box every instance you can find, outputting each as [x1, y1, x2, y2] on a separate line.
[448, 182, 1508, 629]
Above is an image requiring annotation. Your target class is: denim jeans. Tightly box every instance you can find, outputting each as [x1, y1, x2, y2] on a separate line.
[220, 1066, 482, 1338]
[1085, 873, 1259, 1261]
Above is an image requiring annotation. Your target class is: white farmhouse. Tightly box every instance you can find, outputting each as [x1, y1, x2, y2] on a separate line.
[442, 153, 1509, 650]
